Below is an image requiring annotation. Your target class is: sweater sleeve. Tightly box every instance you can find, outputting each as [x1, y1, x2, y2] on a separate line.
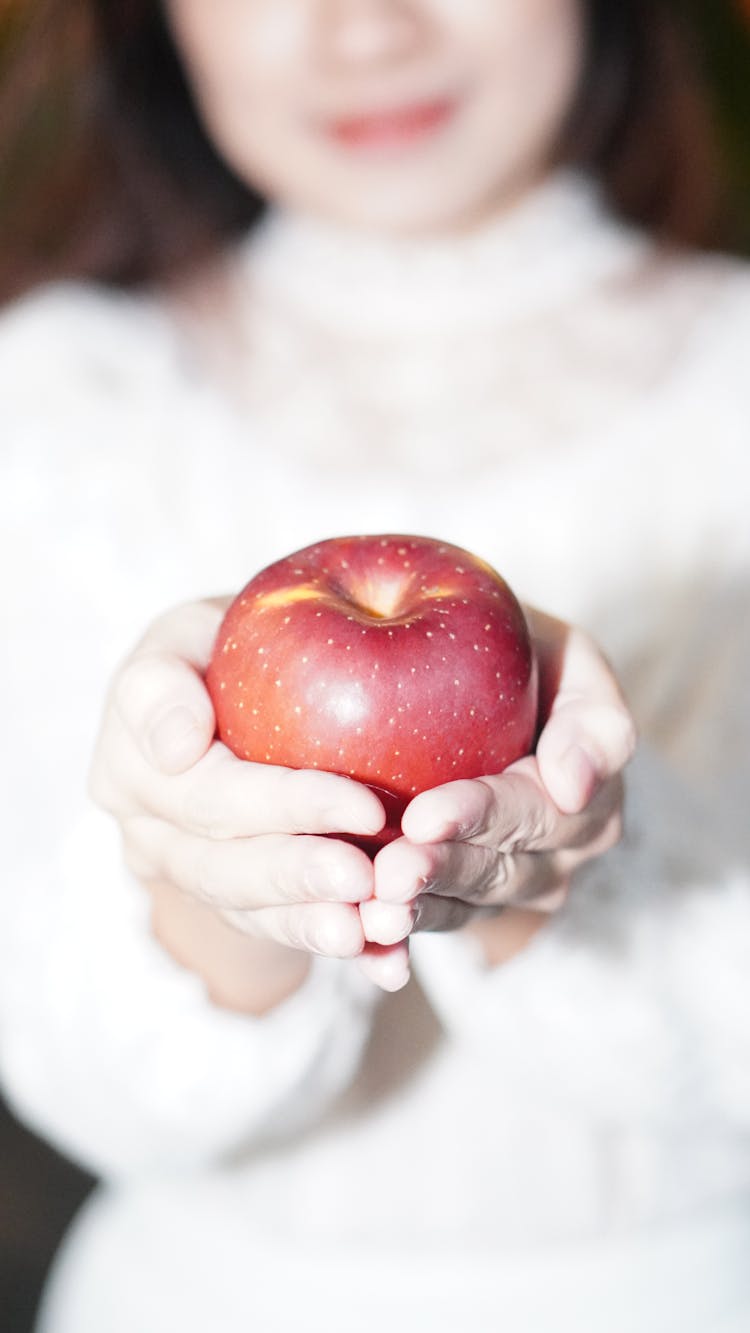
[411, 737, 750, 1135]
[0, 811, 378, 1179]
[0, 285, 380, 1179]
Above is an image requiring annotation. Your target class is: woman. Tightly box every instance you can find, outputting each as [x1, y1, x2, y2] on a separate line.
[1, 2, 749, 1331]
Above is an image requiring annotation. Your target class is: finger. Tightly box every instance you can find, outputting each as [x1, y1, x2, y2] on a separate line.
[402, 767, 562, 851]
[133, 597, 230, 665]
[125, 818, 374, 910]
[375, 835, 496, 904]
[112, 600, 229, 775]
[374, 832, 565, 909]
[402, 761, 622, 856]
[355, 942, 411, 992]
[412, 894, 480, 933]
[527, 615, 637, 814]
[221, 901, 365, 959]
[126, 743, 386, 840]
[114, 650, 216, 775]
[359, 897, 415, 946]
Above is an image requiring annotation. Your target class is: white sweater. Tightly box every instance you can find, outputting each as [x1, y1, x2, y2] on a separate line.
[1, 173, 749, 1333]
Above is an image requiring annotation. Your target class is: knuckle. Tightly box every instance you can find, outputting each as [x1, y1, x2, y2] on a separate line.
[508, 805, 554, 854]
[189, 842, 218, 904]
[266, 838, 300, 905]
[275, 769, 312, 834]
[279, 908, 311, 952]
[181, 781, 228, 840]
[484, 851, 512, 902]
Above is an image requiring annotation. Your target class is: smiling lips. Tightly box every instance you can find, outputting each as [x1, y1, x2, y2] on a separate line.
[326, 97, 456, 150]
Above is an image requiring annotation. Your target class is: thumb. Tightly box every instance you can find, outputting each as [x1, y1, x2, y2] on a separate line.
[532, 623, 636, 815]
[114, 600, 226, 774]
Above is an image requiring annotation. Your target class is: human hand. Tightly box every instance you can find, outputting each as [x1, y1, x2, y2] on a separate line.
[359, 610, 637, 987]
[88, 599, 389, 1000]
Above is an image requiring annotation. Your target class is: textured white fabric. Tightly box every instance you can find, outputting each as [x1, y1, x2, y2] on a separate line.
[1, 172, 750, 1330]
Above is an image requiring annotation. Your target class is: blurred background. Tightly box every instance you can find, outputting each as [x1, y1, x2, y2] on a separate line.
[0, 2, 748, 1331]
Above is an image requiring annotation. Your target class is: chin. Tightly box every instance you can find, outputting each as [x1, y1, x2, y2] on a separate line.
[312, 177, 511, 238]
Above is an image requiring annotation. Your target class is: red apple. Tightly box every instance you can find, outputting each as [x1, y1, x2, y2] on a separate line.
[206, 535, 538, 848]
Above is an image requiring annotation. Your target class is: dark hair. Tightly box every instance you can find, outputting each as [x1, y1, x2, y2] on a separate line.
[0, 0, 728, 303]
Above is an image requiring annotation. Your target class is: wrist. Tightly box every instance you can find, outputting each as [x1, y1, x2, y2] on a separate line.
[464, 908, 546, 968]
[148, 880, 311, 1015]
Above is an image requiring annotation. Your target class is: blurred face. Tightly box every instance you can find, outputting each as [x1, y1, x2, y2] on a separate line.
[165, 0, 584, 234]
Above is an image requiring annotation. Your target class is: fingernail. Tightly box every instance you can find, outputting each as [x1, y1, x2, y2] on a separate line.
[149, 707, 201, 770]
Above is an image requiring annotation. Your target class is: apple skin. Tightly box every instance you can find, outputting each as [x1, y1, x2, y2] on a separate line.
[206, 535, 538, 849]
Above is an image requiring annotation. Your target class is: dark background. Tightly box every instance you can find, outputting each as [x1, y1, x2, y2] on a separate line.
[1, 4, 749, 1332]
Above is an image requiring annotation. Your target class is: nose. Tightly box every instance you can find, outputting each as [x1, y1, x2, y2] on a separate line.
[320, 0, 427, 65]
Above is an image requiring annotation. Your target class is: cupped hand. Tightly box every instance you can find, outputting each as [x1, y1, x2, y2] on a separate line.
[88, 599, 387, 977]
[359, 610, 637, 985]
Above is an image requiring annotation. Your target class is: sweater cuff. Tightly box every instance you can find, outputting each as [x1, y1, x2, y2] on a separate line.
[1, 808, 378, 1178]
